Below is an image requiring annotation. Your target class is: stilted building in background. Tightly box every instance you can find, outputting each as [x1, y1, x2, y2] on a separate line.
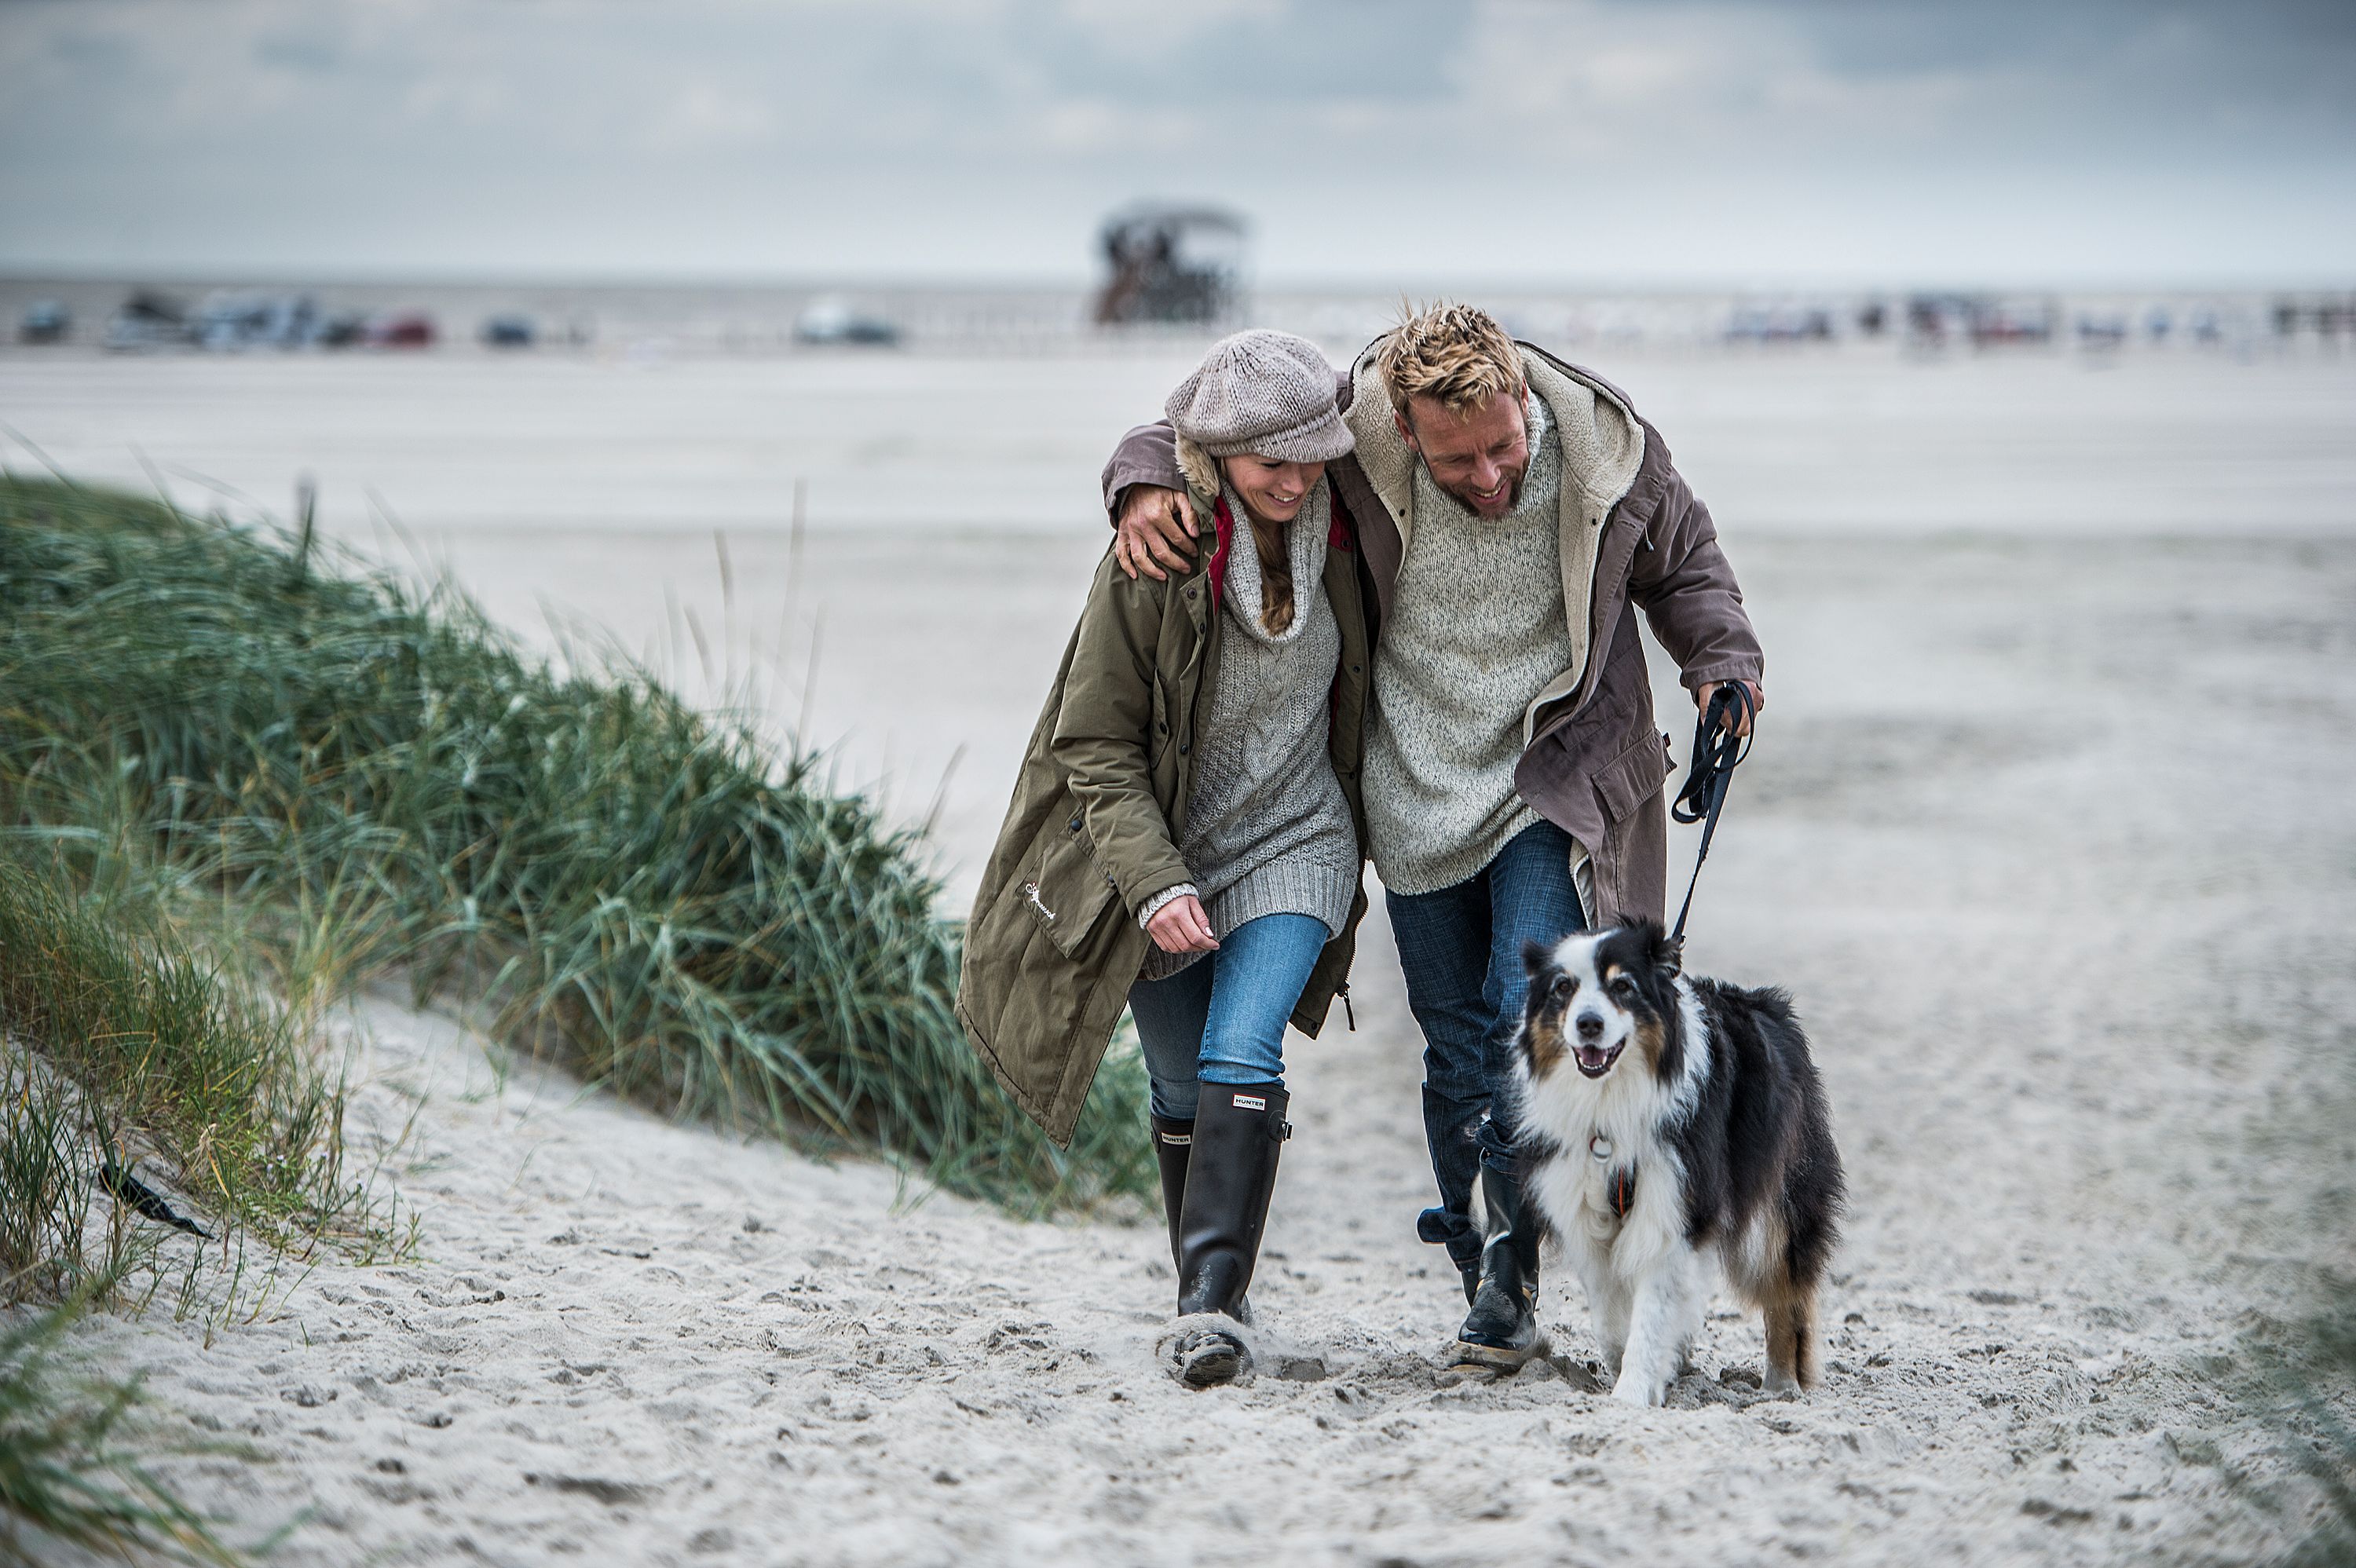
[1094, 206, 1248, 327]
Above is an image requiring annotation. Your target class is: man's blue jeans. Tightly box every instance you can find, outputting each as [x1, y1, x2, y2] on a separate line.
[1385, 820, 1587, 1276]
[1128, 912, 1330, 1120]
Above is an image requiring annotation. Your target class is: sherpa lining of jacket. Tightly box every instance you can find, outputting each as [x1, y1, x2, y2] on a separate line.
[1341, 344, 1647, 745]
[1174, 433, 1221, 499]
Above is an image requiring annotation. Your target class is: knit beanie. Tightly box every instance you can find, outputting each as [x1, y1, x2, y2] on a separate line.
[1164, 330, 1354, 462]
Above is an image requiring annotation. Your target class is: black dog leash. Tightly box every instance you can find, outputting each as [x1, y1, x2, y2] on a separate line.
[1669, 682, 1755, 945]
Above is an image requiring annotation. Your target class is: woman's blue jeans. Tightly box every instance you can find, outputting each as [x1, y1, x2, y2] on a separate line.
[1127, 912, 1329, 1120]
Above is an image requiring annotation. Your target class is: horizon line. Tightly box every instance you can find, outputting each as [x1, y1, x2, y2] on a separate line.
[2, 265, 2348, 298]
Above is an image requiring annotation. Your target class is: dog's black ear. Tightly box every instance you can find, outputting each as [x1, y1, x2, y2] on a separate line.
[1628, 917, 1680, 978]
[1522, 938, 1556, 977]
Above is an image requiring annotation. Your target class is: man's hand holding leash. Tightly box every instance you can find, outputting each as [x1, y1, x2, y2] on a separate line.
[1695, 679, 1763, 736]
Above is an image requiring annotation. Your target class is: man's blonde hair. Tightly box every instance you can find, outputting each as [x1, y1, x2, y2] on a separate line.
[1376, 302, 1523, 419]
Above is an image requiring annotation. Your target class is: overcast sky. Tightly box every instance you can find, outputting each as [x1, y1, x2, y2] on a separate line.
[3, 0, 2351, 286]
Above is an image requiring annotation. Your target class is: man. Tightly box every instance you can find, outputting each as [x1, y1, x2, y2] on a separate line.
[1099, 303, 1764, 1372]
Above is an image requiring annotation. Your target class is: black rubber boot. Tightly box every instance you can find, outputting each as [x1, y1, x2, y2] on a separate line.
[1171, 1083, 1290, 1387]
[1150, 1114, 1194, 1276]
[1451, 1155, 1546, 1372]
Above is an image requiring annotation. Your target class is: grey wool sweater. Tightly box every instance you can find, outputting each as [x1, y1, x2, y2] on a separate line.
[1136, 481, 1359, 981]
[1362, 393, 1575, 895]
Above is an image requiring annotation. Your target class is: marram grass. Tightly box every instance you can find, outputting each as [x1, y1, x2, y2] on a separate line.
[0, 477, 1151, 1215]
[0, 1299, 244, 1567]
[0, 846, 388, 1306]
[0, 851, 314, 1563]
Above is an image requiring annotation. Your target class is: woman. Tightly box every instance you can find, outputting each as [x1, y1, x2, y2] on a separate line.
[956, 330, 1373, 1387]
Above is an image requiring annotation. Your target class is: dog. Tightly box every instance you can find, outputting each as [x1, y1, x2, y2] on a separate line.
[1512, 919, 1843, 1405]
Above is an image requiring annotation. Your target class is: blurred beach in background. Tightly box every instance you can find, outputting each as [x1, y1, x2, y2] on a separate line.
[7, 276, 2351, 903]
[10, 275, 2351, 360]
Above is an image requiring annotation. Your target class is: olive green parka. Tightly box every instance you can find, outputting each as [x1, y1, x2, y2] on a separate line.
[955, 485, 1374, 1146]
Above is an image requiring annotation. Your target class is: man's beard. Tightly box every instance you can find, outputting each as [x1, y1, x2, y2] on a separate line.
[1443, 463, 1527, 515]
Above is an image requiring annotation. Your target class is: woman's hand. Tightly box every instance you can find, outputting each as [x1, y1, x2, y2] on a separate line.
[1147, 894, 1220, 955]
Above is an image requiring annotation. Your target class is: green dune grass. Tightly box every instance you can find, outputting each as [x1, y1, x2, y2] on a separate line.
[0, 846, 389, 1300]
[0, 845, 330, 1563]
[0, 476, 1148, 1215]
[0, 1299, 243, 1566]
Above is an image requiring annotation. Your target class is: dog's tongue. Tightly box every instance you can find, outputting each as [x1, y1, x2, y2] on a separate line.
[1576, 1044, 1612, 1071]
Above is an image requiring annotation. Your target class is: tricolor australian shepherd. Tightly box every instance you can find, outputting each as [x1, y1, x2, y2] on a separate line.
[1514, 920, 1844, 1405]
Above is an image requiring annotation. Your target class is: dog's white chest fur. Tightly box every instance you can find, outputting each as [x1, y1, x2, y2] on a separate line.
[1523, 1036, 1698, 1278]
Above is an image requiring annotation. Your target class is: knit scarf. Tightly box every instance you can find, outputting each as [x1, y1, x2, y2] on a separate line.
[1216, 479, 1329, 647]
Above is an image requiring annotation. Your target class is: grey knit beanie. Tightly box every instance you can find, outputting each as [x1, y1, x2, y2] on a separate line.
[1164, 330, 1353, 462]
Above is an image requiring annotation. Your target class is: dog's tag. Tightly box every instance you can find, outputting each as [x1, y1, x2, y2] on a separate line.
[1589, 1134, 1612, 1163]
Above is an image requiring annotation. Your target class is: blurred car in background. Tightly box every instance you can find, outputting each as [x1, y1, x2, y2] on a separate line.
[792, 297, 898, 346]
[1905, 292, 2056, 347]
[365, 313, 437, 349]
[312, 310, 368, 347]
[195, 291, 320, 350]
[2272, 294, 2354, 338]
[17, 300, 70, 344]
[1725, 304, 1835, 343]
[480, 313, 536, 347]
[2076, 313, 2129, 348]
[104, 291, 193, 350]
[100, 290, 390, 351]
[1969, 298, 2056, 345]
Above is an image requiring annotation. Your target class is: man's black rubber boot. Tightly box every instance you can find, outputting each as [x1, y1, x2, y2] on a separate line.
[1451, 1156, 1546, 1372]
[1171, 1083, 1290, 1387]
[1149, 1114, 1194, 1276]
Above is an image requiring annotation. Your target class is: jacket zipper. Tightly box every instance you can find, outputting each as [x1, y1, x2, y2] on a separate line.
[1337, 983, 1355, 1031]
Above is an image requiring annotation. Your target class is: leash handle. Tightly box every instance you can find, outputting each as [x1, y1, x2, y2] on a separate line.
[1669, 682, 1754, 945]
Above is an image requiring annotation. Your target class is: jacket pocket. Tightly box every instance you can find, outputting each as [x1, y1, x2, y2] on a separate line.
[1019, 806, 1122, 959]
[1595, 728, 1672, 824]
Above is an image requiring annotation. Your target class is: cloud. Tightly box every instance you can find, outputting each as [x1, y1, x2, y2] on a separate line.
[644, 82, 779, 151]
[0, 0, 2348, 281]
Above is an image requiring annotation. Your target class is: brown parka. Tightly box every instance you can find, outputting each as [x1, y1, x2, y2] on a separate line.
[955, 488, 1375, 1146]
[1098, 339, 1765, 930]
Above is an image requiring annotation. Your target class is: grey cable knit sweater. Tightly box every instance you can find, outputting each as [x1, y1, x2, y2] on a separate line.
[1362, 393, 1575, 896]
[1136, 482, 1359, 981]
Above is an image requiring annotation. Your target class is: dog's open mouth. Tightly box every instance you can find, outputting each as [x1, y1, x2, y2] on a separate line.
[1573, 1042, 1622, 1078]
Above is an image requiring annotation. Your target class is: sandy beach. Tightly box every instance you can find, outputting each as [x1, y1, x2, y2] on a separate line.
[9, 346, 2355, 1564]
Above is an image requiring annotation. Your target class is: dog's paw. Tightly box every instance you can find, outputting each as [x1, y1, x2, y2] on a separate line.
[1610, 1371, 1666, 1407]
[1762, 1368, 1803, 1401]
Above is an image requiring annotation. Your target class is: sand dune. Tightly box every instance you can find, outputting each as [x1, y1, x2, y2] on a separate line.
[35, 516, 2347, 1566]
